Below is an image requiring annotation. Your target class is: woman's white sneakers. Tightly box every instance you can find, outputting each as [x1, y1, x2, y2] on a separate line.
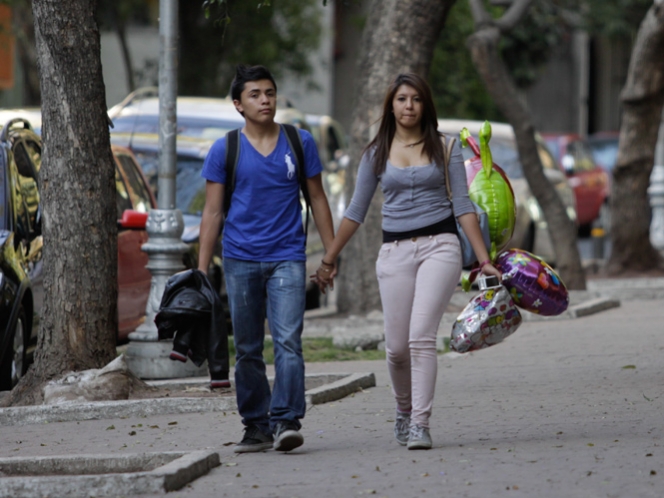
[407, 424, 432, 450]
[394, 411, 411, 446]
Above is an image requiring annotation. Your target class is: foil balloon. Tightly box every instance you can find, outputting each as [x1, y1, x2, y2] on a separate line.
[494, 248, 569, 316]
[450, 281, 522, 353]
[461, 122, 516, 259]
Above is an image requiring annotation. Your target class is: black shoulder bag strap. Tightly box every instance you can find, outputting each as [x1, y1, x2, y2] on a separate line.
[280, 123, 311, 246]
[223, 128, 241, 217]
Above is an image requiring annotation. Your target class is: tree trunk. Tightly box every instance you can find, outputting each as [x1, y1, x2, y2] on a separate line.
[9, 0, 118, 406]
[466, 0, 586, 290]
[12, 0, 41, 106]
[607, 2, 664, 275]
[336, 0, 455, 314]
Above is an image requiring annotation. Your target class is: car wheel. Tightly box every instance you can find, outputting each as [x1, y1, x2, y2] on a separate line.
[0, 305, 28, 391]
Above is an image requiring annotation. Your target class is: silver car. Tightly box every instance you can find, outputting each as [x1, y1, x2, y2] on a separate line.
[437, 119, 577, 263]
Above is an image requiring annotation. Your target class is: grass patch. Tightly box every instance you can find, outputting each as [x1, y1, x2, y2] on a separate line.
[227, 336, 386, 366]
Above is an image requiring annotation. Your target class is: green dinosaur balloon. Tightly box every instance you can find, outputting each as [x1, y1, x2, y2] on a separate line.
[460, 122, 516, 260]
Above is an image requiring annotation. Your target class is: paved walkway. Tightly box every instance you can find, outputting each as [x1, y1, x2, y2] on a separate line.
[1, 283, 662, 497]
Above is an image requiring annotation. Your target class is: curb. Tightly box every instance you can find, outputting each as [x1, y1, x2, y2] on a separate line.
[521, 296, 621, 321]
[0, 450, 219, 497]
[0, 372, 376, 427]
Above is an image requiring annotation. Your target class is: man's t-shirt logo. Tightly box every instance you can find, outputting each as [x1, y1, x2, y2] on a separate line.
[285, 153, 296, 180]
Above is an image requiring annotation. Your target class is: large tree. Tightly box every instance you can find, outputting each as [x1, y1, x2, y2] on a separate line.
[606, 1, 664, 274]
[466, 0, 586, 289]
[336, 0, 456, 314]
[7, 0, 118, 406]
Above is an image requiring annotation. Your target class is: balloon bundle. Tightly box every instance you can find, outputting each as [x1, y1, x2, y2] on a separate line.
[450, 122, 569, 353]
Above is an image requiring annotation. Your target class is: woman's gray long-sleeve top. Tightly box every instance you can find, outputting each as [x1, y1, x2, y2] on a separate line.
[344, 139, 475, 232]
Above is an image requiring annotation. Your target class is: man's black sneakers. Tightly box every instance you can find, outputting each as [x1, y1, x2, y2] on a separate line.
[273, 421, 304, 452]
[234, 425, 274, 453]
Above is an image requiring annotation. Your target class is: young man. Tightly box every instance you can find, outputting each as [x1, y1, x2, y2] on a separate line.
[197, 65, 335, 453]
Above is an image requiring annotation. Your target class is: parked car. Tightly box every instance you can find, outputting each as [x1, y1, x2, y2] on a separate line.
[437, 120, 577, 264]
[0, 118, 43, 390]
[542, 133, 610, 231]
[0, 116, 157, 390]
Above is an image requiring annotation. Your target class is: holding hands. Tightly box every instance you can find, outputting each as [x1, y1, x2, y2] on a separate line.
[311, 258, 337, 294]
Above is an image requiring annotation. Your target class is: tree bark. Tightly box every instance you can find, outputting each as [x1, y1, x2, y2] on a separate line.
[9, 0, 118, 406]
[607, 2, 664, 274]
[466, 0, 586, 290]
[336, 0, 455, 314]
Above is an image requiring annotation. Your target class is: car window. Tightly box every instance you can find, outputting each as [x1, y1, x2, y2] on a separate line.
[115, 153, 152, 213]
[589, 138, 618, 171]
[544, 138, 560, 162]
[459, 137, 523, 179]
[175, 156, 206, 215]
[129, 148, 205, 215]
[567, 141, 596, 173]
[115, 165, 133, 219]
[12, 142, 40, 235]
[0, 155, 7, 230]
[537, 144, 557, 170]
[24, 140, 42, 173]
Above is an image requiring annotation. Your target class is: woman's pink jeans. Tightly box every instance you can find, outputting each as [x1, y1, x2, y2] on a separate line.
[376, 233, 462, 428]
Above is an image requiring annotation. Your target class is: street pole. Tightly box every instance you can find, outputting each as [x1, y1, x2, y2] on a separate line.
[125, 0, 205, 379]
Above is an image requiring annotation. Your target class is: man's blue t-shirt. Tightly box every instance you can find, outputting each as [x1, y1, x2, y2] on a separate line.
[201, 128, 323, 262]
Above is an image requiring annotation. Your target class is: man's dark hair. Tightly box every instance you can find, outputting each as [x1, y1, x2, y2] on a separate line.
[230, 65, 277, 102]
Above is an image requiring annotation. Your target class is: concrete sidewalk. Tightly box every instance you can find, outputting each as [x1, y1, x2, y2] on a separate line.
[0, 280, 663, 497]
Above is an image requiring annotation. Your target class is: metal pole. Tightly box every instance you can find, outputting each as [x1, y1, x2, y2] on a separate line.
[158, 0, 178, 210]
[126, 0, 203, 379]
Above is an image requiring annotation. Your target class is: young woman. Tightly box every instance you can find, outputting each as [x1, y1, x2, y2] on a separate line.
[313, 73, 500, 450]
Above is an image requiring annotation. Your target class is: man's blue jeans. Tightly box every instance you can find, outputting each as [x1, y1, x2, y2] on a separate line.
[223, 258, 306, 434]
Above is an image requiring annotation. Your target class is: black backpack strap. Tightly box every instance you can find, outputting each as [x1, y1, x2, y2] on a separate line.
[281, 124, 311, 245]
[223, 129, 241, 217]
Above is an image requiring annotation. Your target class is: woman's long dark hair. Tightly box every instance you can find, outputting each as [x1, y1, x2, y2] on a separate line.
[366, 73, 444, 176]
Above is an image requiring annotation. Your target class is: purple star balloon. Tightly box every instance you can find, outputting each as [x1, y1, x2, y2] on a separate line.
[494, 249, 569, 316]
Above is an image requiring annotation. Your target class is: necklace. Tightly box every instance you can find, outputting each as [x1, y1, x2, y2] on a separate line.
[394, 135, 424, 148]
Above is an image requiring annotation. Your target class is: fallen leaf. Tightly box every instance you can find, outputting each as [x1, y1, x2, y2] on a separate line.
[513, 485, 519, 490]
[129, 431, 137, 436]
[622, 365, 636, 369]
[421, 473, 429, 477]
[223, 442, 235, 447]
[643, 394, 653, 402]
[490, 448, 497, 451]
[651, 470, 657, 476]
[40, 444, 46, 447]
[106, 425, 116, 430]
[375, 466, 380, 472]
[252, 485, 259, 488]
[587, 471, 592, 476]
[168, 421, 178, 426]
[587, 443, 595, 447]
[149, 425, 159, 429]
[351, 475, 359, 479]
[225, 462, 238, 467]
[236, 473, 242, 477]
